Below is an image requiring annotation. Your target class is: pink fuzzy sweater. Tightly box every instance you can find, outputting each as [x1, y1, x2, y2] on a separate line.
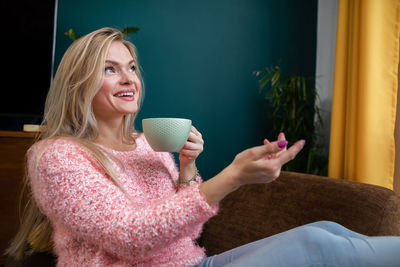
[28, 134, 218, 266]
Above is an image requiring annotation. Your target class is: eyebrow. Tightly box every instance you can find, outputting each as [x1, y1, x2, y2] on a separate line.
[105, 59, 136, 66]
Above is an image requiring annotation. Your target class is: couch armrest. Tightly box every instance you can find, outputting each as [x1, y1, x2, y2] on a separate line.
[199, 171, 400, 256]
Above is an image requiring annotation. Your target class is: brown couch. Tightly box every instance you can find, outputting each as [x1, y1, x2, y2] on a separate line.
[199, 171, 400, 256]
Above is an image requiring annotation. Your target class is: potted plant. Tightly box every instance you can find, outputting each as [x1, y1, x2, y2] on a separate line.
[255, 65, 326, 174]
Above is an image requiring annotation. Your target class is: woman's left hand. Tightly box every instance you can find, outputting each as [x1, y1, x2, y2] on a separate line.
[179, 126, 204, 166]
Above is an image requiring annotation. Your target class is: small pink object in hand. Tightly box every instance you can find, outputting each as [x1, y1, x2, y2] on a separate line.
[277, 140, 288, 148]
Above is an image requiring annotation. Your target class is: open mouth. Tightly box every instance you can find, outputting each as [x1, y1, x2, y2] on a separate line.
[114, 92, 134, 97]
[113, 89, 136, 100]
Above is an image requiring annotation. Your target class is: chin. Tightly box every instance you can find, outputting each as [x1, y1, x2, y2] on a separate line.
[122, 108, 138, 116]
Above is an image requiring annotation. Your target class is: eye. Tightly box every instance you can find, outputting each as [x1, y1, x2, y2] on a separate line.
[105, 66, 115, 74]
[129, 65, 136, 72]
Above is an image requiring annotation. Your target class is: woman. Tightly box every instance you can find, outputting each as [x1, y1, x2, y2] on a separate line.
[5, 27, 400, 266]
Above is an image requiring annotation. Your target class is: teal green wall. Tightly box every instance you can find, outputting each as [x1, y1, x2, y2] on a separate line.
[55, 0, 317, 179]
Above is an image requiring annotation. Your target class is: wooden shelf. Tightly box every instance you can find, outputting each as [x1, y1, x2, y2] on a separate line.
[0, 131, 37, 264]
[0, 131, 40, 138]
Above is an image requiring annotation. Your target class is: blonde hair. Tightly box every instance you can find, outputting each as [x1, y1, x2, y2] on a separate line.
[5, 27, 145, 260]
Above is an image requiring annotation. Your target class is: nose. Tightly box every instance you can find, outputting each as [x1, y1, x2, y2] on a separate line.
[120, 69, 135, 85]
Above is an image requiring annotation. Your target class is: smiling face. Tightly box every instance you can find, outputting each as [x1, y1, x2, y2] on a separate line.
[92, 41, 141, 121]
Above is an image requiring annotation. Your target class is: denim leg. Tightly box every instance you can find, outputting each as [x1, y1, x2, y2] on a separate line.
[199, 221, 400, 267]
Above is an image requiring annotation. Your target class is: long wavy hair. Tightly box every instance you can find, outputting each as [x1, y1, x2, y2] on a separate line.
[5, 27, 145, 260]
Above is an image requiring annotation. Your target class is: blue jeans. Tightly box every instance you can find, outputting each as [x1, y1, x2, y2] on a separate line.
[199, 221, 400, 267]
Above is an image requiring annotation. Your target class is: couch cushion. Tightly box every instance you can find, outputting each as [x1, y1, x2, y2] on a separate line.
[199, 171, 400, 256]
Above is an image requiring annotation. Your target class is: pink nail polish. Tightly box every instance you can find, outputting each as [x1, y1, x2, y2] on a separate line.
[277, 140, 288, 148]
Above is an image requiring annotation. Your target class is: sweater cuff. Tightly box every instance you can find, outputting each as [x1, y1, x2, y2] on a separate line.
[189, 184, 219, 216]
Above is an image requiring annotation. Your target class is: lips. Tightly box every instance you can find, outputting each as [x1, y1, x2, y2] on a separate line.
[115, 92, 134, 97]
[113, 89, 136, 100]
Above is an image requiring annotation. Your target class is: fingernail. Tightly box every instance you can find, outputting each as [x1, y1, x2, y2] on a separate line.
[264, 138, 270, 143]
[301, 140, 306, 147]
[277, 140, 288, 148]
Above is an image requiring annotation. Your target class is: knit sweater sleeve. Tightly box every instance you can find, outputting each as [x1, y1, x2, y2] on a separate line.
[28, 139, 218, 261]
[156, 151, 212, 239]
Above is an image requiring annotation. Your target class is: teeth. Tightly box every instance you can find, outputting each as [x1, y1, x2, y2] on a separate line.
[116, 92, 134, 97]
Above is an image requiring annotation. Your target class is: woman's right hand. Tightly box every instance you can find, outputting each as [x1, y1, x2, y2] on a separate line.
[199, 136, 305, 206]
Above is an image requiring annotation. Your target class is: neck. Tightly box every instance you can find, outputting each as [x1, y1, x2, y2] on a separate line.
[95, 117, 136, 151]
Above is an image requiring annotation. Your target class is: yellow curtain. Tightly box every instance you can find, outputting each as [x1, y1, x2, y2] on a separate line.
[329, 0, 400, 189]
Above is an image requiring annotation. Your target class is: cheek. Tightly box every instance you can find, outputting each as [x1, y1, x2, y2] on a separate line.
[135, 77, 142, 92]
[93, 81, 113, 109]
[99, 79, 115, 94]
[92, 92, 105, 112]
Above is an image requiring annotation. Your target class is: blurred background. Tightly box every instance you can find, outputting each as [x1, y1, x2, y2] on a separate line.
[1, 0, 329, 180]
[2, 0, 399, 194]
[57, 0, 320, 179]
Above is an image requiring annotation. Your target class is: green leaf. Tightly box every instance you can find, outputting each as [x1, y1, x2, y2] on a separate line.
[306, 149, 315, 173]
[271, 69, 281, 87]
[121, 26, 140, 35]
[64, 28, 77, 40]
[301, 77, 307, 99]
[258, 76, 271, 94]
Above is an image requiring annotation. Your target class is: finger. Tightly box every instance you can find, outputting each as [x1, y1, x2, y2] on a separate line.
[276, 133, 287, 155]
[263, 139, 273, 159]
[182, 141, 202, 150]
[250, 140, 288, 159]
[191, 126, 202, 137]
[278, 132, 286, 141]
[275, 140, 305, 165]
[179, 146, 201, 159]
[180, 149, 200, 158]
[187, 131, 204, 145]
